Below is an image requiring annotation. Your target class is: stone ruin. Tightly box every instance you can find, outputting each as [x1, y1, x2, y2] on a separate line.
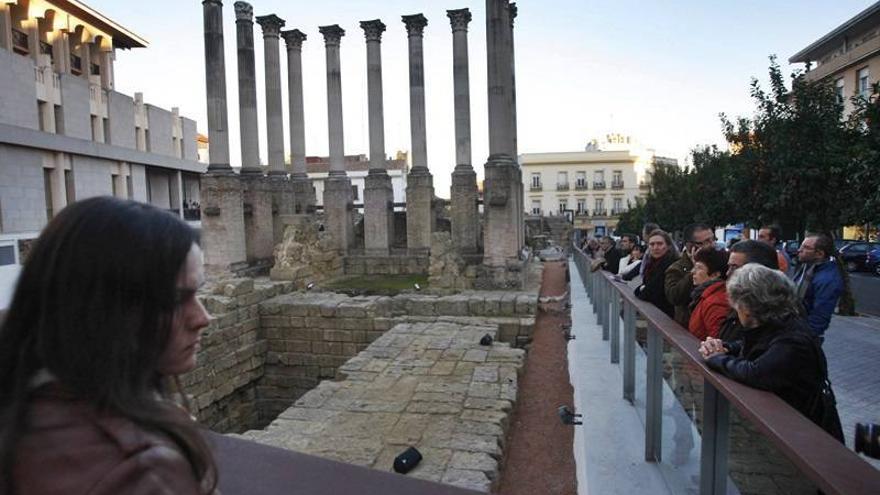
[194, 1, 534, 492]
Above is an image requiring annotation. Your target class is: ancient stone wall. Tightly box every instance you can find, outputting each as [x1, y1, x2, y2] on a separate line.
[343, 254, 429, 276]
[270, 219, 343, 287]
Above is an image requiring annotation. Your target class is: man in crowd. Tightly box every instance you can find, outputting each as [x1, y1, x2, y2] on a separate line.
[600, 234, 637, 273]
[665, 223, 716, 327]
[758, 224, 791, 275]
[793, 233, 844, 343]
[718, 239, 780, 341]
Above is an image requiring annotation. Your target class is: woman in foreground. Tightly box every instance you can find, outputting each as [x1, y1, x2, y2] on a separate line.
[0, 197, 217, 494]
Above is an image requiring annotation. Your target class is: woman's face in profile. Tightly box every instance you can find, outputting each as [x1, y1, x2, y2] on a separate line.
[157, 244, 211, 376]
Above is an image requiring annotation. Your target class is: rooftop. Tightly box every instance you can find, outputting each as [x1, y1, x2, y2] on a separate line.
[789, 1, 880, 64]
[46, 0, 148, 49]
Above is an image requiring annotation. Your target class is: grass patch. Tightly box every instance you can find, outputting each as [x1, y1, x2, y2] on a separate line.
[326, 274, 429, 294]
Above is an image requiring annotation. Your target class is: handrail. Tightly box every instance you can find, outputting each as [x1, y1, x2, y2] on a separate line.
[571, 245, 880, 495]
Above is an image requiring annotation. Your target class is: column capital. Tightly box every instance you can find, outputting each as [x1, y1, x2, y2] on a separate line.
[359, 19, 386, 43]
[281, 29, 307, 50]
[233, 1, 252, 22]
[509, 2, 518, 27]
[446, 8, 471, 32]
[401, 14, 428, 37]
[256, 14, 285, 37]
[319, 24, 345, 46]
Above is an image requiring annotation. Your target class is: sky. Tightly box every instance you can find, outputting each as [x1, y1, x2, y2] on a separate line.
[86, 0, 877, 197]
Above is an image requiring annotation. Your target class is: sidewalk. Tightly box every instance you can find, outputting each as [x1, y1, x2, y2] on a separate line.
[824, 314, 880, 469]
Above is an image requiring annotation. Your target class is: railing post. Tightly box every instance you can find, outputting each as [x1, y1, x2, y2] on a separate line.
[610, 289, 620, 363]
[645, 323, 663, 462]
[700, 380, 730, 495]
[601, 277, 610, 340]
[622, 302, 635, 403]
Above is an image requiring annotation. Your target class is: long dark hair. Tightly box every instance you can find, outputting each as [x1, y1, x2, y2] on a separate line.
[0, 196, 216, 491]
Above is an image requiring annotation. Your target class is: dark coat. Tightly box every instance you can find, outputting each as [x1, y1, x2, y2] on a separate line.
[664, 253, 695, 326]
[602, 248, 623, 274]
[707, 316, 824, 419]
[13, 384, 205, 494]
[635, 252, 677, 318]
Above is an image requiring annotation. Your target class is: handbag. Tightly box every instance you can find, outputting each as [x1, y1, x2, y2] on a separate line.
[805, 337, 845, 444]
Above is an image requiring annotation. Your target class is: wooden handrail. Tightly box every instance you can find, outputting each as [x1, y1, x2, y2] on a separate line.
[572, 246, 880, 495]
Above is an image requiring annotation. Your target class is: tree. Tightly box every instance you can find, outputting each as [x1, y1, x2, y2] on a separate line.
[843, 82, 880, 232]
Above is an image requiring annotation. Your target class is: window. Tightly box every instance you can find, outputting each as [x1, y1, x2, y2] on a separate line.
[127, 176, 133, 198]
[111, 174, 119, 197]
[575, 171, 586, 188]
[613, 197, 623, 213]
[103, 118, 111, 144]
[594, 170, 604, 182]
[144, 129, 151, 151]
[531, 172, 542, 189]
[43, 168, 54, 220]
[576, 198, 586, 214]
[0, 245, 15, 266]
[530, 200, 541, 215]
[351, 185, 359, 201]
[557, 171, 568, 186]
[90, 115, 101, 142]
[858, 67, 870, 99]
[835, 78, 845, 104]
[54, 105, 64, 135]
[65, 169, 75, 203]
[594, 198, 604, 212]
[38, 101, 50, 132]
[558, 199, 567, 213]
[612, 171, 623, 188]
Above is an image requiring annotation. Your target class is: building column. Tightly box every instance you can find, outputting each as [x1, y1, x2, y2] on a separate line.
[447, 8, 478, 254]
[99, 49, 114, 89]
[258, 13, 295, 245]
[319, 24, 353, 252]
[201, 0, 246, 272]
[402, 14, 434, 253]
[360, 19, 394, 255]
[509, 3, 523, 252]
[282, 28, 316, 214]
[235, 2, 274, 262]
[482, 0, 521, 279]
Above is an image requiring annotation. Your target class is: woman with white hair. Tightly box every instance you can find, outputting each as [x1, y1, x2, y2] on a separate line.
[699, 264, 843, 442]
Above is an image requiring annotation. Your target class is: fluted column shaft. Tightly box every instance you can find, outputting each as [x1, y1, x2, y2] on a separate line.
[403, 14, 428, 172]
[320, 25, 346, 176]
[282, 29, 308, 179]
[256, 14, 286, 174]
[509, 2, 518, 157]
[235, 2, 261, 173]
[202, 0, 231, 171]
[361, 20, 387, 172]
[448, 9, 472, 169]
[485, 0, 514, 158]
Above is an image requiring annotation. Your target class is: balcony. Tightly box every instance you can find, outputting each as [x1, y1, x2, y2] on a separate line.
[574, 181, 588, 190]
[611, 208, 625, 216]
[611, 181, 624, 190]
[530, 183, 543, 191]
[592, 209, 607, 217]
[638, 181, 651, 190]
[593, 181, 606, 190]
[70, 54, 83, 75]
[12, 28, 28, 55]
[556, 183, 570, 191]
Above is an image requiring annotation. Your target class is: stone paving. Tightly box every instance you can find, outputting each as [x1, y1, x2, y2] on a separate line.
[241, 319, 525, 492]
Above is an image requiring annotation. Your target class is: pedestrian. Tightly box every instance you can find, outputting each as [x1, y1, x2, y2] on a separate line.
[687, 247, 730, 340]
[700, 264, 844, 443]
[718, 240, 780, 341]
[0, 197, 217, 494]
[665, 223, 716, 327]
[618, 243, 644, 279]
[635, 230, 679, 318]
[792, 233, 844, 343]
[758, 224, 792, 275]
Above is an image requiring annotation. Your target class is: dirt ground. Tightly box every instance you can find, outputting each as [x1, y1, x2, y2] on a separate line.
[495, 260, 577, 495]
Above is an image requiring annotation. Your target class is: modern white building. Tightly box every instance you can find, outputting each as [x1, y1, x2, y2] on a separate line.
[520, 134, 675, 237]
[0, 0, 205, 309]
[306, 152, 409, 210]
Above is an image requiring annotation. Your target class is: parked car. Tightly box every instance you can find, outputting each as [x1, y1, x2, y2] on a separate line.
[867, 246, 880, 276]
[782, 240, 800, 263]
[834, 238, 860, 252]
[839, 242, 880, 272]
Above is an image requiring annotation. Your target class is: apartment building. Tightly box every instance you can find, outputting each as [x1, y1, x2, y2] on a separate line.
[521, 134, 673, 237]
[0, 0, 205, 308]
[306, 152, 409, 209]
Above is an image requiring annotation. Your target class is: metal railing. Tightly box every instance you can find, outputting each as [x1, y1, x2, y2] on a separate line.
[593, 181, 606, 190]
[556, 183, 570, 191]
[571, 245, 880, 495]
[575, 181, 588, 190]
[530, 183, 543, 191]
[611, 180, 624, 189]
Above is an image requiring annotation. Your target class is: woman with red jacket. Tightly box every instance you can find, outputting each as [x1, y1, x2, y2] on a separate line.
[688, 247, 730, 340]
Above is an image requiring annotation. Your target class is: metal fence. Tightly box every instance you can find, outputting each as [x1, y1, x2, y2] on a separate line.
[571, 246, 880, 495]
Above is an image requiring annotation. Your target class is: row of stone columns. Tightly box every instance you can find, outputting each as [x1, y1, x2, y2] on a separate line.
[200, 0, 521, 277]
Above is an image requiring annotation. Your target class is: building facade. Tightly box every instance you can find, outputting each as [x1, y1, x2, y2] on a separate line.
[0, 0, 205, 308]
[520, 134, 670, 237]
[306, 152, 409, 210]
[790, 2, 880, 116]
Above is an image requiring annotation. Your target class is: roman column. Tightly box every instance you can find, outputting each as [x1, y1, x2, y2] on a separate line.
[282, 28, 316, 214]
[482, 0, 521, 281]
[236, 2, 273, 262]
[319, 24, 353, 252]
[448, 8, 478, 254]
[360, 19, 394, 255]
[402, 14, 434, 253]
[200, 0, 246, 271]
[509, 2, 524, 251]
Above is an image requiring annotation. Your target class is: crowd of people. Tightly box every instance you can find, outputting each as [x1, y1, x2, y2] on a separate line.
[579, 222, 846, 443]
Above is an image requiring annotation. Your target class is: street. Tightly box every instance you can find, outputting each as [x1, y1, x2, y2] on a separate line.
[851, 273, 880, 317]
